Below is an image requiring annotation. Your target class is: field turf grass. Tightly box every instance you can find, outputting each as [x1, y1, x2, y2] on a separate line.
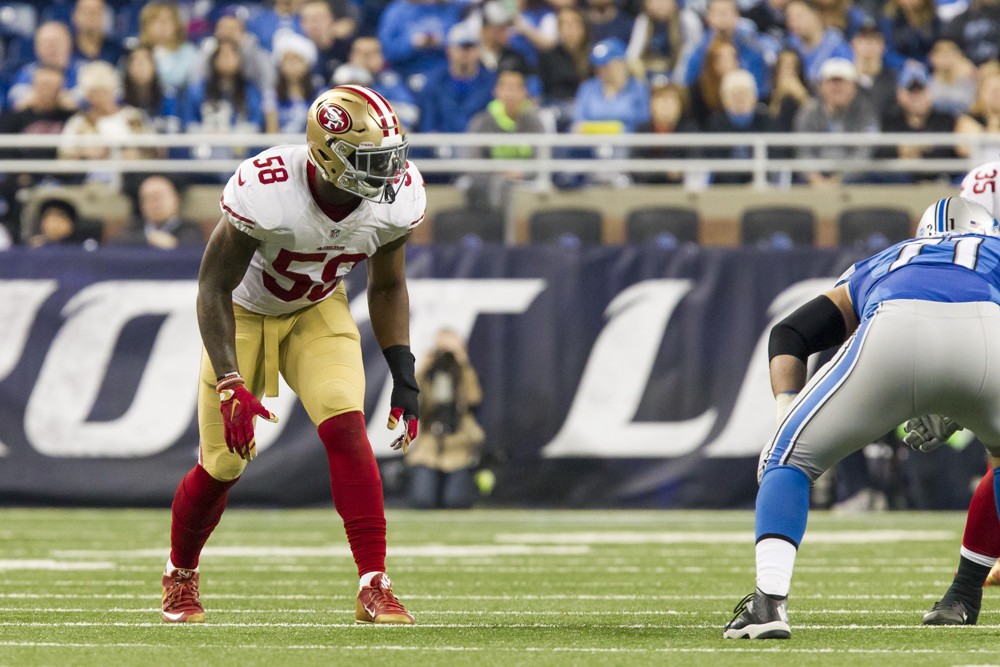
[0, 508, 996, 666]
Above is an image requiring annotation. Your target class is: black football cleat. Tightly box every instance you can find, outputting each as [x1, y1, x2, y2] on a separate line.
[922, 599, 979, 626]
[723, 588, 791, 639]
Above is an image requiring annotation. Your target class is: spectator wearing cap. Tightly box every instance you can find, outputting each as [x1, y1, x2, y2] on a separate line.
[271, 31, 317, 132]
[477, 1, 524, 73]
[875, 65, 958, 182]
[681, 0, 769, 99]
[247, 0, 304, 51]
[851, 17, 898, 117]
[793, 57, 879, 185]
[626, 0, 703, 83]
[139, 2, 199, 97]
[587, 0, 634, 45]
[705, 69, 773, 184]
[419, 23, 497, 132]
[926, 38, 976, 115]
[786, 0, 854, 87]
[377, 0, 464, 87]
[881, 0, 940, 67]
[465, 67, 548, 208]
[573, 37, 651, 132]
[71, 0, 123, 64]
[346, 36, 419, 128]
[942, 0, 1000, 66]
[300, 0, 356, 86]
[7, 22, 83, 110]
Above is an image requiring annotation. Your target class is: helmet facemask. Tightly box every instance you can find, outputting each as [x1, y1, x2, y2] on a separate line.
[315, 137, 408, 204]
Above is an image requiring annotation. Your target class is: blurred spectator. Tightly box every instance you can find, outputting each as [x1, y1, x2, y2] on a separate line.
[465, 67, 547, 207]
[688, 37, 740, 123]
[682, 0, 769, 98]
[942, 0, 1000, 66]
[59, 61, 157, 171]
[377, 0, 463, 88]
[881, 0, 941, 67]
[7, 21, 82, 110]
[875, 66, 958, 181]
[574, 37, 651, 132]
[139, 2, 199, 97]
[299, 0, 355, 85]
[769, 48, 811, 131]
[196, 8, 276, 121]
[509, 0, 559, 65]
[786, 0, 854, 86]
[813, 0, 869, 39]
[706, 69, 772, 184]
[537, 7, 591, 120]
[28, 198, 99, 248]
[0, 66, 76, 242]
[183, 40, 264, 133]
[633, 83, 698, 184]
[955, 69, 1000, 158]
[926, 38, 976, 115]
[744, 0, 791, 43]
[626, 0, 703, 83]
[247, 0, 304, 51]
[71, 0, 122, 64]
[851, 17, 898, 116]
[271, 31, 317, 132]
[794, 57, 879, 185]
[587, 0, 635, 44]
[345, 36, 419, 128]
[419, 23, 496, 133]
[406, 329, 485, 510]
[122, 45, 180, 134]
[478, 1, 528, 74]
[115, 175, 203, 248]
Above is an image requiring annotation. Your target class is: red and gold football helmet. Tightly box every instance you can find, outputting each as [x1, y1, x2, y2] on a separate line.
[306, 85, 408, 203]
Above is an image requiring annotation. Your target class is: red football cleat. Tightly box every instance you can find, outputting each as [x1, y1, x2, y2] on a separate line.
[162, 568, 205, 623]
[355, 573, 414, 624]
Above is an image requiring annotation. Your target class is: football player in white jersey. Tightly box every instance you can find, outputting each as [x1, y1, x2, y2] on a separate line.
[919, 161, 1000, 625]
[161, 86, 422, 625]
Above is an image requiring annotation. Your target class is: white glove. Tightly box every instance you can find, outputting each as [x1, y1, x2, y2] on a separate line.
[903, 415, 962, 452]
[775, 392, 798, 426]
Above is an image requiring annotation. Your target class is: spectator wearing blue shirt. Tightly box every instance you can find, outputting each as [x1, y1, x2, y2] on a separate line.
[271, 30, 317, 132]
[587, 0, 636, 44]
[881, 0, 941, 67]
[419, 23, 497, 133]
[8, 21, 83, 110]
[346, 36, 421, 128]
[247, 0, 303, 50]
[682, 0, 770, 98]
[786, 0, 854, 87]
[300, 0, 356, 87]
[139, 2, 200, 97]
[182, 40, 264, 133]
[71, 0, 123, 64]
[122, 45, 181, 134]
[573, 37, 651, 132]
[377, 0, 464, 90]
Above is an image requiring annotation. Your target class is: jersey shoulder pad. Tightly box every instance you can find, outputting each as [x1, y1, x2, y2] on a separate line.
[384, 160, 427, 231]
[220, 145, 306, 237]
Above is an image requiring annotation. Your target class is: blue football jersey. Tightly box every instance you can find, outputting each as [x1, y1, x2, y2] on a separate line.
[836, 235, 1000, 319]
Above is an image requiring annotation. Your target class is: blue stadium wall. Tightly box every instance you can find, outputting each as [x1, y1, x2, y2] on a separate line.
[0, 244, 870, 508]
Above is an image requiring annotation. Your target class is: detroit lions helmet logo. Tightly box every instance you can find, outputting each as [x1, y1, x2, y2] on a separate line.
[316, 103, 350, 134]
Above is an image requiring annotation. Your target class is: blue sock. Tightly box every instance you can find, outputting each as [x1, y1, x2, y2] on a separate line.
[755, 465, 811, 547]
[992, 467, 1000, 523]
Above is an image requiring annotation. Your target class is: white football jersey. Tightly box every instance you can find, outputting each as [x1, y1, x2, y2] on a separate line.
[219, 145, 425, 316]
[960, 161, 1000, 217]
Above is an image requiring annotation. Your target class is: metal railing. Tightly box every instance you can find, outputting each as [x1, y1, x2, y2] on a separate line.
[1, 132, 997, 189]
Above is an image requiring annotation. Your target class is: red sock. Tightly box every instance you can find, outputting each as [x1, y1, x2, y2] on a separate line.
[318, 412, 386, 577]
[962, 467, 1000, 560]
[169, 465, 238, 570]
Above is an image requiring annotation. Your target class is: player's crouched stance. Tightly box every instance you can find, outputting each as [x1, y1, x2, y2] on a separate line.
[725, 197, 1000, 639]
[161, 86, 422, 625]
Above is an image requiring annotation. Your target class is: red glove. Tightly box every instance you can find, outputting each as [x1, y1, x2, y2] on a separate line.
[216, 373, 278, 461]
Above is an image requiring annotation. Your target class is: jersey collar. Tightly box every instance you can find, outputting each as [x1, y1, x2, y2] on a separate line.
[307, 161, 363, 223]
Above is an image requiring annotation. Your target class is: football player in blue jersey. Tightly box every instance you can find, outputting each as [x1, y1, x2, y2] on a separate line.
[724, 196, 1000, 639]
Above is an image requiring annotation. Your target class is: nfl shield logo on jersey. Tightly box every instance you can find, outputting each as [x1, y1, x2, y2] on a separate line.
[317, 104, 350, 134]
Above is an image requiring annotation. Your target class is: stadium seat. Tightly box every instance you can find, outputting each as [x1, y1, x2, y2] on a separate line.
[528, 208, 603, 245]
[433, 207, 505, 244]
[625, 207, 700, 246]
[740, 207, 816, 248]
[838, 208, 913, 248]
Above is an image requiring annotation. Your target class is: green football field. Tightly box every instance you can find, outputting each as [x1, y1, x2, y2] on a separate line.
[1, 508, 996, 666]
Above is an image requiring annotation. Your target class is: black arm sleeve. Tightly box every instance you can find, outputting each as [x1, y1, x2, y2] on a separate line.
[768, 295, 848, 362]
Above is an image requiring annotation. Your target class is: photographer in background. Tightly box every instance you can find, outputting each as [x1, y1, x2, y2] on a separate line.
[406, 329, 485, 509]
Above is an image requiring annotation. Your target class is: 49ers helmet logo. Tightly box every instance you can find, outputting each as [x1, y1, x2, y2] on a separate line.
[316, 103, 350, 134]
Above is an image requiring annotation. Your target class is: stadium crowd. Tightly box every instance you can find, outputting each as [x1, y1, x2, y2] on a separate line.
[0, 0, 997, 247]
